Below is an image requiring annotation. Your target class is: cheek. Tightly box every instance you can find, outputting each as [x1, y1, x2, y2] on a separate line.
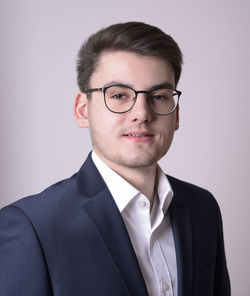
[88, 107, 122, 140]
[88, 101, 107, 129]
[159, 118, 177, 141]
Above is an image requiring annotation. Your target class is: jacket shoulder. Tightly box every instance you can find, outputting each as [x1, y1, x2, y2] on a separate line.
[0, 172, 82, 232]
[8, 173, 77, 209]
[167, 175, 221, 213]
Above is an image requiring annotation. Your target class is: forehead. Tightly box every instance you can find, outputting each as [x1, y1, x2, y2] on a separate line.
[89, 50, 175, 89]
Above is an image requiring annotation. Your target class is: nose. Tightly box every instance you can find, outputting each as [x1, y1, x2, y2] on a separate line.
[128, 93, 153, 123]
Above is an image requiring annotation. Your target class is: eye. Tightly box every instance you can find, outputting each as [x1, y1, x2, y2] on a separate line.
[111, 93, 127, 100]
[151, 94, 168, 101]
[149, 88, 173, 102]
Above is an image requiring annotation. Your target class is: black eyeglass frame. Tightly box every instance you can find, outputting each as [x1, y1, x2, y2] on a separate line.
[83, 84, 182, 116]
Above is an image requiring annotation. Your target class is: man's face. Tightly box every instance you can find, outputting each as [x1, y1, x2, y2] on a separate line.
[75, 51, 179, 172]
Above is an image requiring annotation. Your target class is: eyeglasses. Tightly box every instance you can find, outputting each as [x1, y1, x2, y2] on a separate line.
[83, 84, 182, 116]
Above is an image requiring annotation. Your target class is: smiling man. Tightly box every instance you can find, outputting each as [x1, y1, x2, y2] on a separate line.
[74, 50, 179, 204]
[0, 22, 230, 296]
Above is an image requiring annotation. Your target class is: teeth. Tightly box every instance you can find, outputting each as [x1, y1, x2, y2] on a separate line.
[128, 134, 149, 137]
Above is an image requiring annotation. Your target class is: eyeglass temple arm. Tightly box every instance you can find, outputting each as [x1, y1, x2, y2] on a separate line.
[83, 88, 104, 93]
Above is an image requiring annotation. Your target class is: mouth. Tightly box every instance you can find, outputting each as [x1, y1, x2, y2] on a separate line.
[124, 130, 153, 137]
[123, 131, 154, 142]
[125, 133, 153, 137]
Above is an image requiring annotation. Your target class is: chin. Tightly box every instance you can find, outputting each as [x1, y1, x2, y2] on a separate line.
[116, 154, 162, 168]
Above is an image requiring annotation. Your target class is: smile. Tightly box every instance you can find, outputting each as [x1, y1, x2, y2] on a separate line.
[123, 131, 154, 142]
[126, 134, 152, 137]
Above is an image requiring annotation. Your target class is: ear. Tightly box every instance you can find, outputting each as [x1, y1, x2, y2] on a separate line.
[73, 93, 89, 128]
[174, 105, 179, 131]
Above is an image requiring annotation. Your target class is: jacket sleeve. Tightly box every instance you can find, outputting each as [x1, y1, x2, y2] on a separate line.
[0, 205, 52, 295]
[213, 204, 231, 296]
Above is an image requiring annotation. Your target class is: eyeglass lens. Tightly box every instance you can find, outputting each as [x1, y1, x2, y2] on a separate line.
[105, 85, 178, 115]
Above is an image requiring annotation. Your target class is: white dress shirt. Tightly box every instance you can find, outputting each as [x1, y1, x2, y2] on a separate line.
[92, 151, 178, 296]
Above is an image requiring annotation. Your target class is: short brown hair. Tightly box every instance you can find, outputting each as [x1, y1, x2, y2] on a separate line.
[77, 22, 183, 91]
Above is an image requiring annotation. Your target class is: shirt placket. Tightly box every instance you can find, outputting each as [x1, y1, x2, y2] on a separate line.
[148, 234, 173, 296]
[129, 195, 175, 296]
[149, 203, 174, 296]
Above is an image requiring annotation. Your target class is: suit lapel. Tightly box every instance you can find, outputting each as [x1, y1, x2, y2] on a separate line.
[77, 154, 148, 296]
[77, 155, 195, 295]
[168, 176, 194, 296]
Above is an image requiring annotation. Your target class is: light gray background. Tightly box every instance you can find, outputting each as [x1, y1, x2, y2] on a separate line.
[1, 0, 249, 294]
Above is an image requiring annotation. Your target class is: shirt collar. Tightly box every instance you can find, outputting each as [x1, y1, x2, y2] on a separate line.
[91, 151, 173, 213]
[156, 166, 173, 214]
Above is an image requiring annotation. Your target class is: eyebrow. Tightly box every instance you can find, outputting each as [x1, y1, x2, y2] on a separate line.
[149, 82, 174, 91]
[103, 81, 175, 90]
[103, 81, 134, 88]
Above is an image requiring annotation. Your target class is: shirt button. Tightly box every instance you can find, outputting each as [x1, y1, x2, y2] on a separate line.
[162, 283, 169, 291]
[138, 200, 147, 207]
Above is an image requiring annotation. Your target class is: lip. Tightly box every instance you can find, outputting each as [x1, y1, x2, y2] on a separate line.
[123, 130, 154, 143]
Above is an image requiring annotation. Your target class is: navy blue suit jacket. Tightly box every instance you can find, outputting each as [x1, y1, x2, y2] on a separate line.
[0, 154, 230, 295]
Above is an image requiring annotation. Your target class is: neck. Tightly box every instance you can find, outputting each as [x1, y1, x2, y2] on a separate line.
[96, 152, 158, 206]
[115, 165, 158, 206]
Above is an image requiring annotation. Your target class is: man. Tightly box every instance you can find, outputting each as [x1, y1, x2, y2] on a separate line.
[0, 22, 230, 295]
